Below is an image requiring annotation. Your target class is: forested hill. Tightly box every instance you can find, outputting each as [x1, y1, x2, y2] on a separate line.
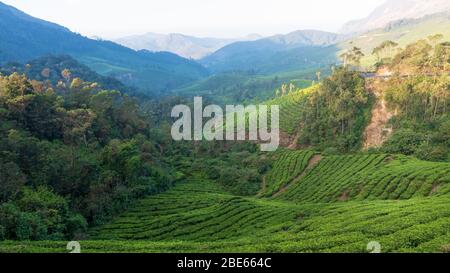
[200, 30, 341, 74]
[0, 72, 179, 241]
[0, 55, 137, 96]
[0, 2, 209, 95]
[270, 37, 449, 161]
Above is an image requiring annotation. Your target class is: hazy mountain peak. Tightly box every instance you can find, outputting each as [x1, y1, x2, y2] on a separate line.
[114, 33, 262, 59]
[267, 29, 343, 47]
[340, 0, 450, 34]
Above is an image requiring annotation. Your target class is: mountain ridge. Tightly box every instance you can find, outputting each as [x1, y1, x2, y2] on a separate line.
[115, 32, 263, 59]
[340, 0, 450, 34]
[0, 1, 209, 95]
[200, 29, 342, 74]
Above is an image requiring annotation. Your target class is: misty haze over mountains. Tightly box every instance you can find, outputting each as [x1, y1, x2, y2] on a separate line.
[199, 29, 342, 74]
[114, 29, 344, 61]
[0, 0, 450, 94]
[114, 0, 450, 60]
[0, 1, 209, 93]
[114, 33, 262, 59]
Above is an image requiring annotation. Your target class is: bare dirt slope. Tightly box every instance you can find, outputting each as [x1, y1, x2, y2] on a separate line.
[363, 80, 396, 150]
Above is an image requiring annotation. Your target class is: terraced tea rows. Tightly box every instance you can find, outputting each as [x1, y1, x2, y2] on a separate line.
[268, 85, 318, 134]
[89, 178, 299, 241]
[1, 152, 449, 253]
[261, 150, 315, 197]
[276, 154, 450, 203]
[85, 153, 450, 252]
[3, 192, 450, 253]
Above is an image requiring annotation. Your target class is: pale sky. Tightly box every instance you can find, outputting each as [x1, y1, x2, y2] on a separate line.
[2, 0, 386, 38]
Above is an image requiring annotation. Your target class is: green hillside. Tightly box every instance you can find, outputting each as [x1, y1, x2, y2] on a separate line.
[339, 12, 450, 67]
[0, 1, 449, 256]
[277, 154, 450, 202]
[200, 30, 340, 75]
[0, 2, 208, 95]
[259, 150, 315, 197]
[171, 70, 317, 105]
[2, 152, 449, 253]
[0, 55, 137, 95]
[266, 84, 319, 135]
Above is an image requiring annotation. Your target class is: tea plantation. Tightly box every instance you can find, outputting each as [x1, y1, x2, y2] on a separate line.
[1, 152, 449, 253]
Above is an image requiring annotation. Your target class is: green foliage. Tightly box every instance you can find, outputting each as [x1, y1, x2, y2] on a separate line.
[277, 154, 450, 202]
[0, 55, 137, 95]
[0, 161, 26, 202]
[19, 151, 445, 253]
[190, 143, 267, 196]
[340, 46, 365, 67]
[172, 70, 315, 105]
[304, 68, 369, 150]
[266, 68, 371, 152]
[0, 151, 449, 252]
[382, 129, 427, 155]
[374, 40, 450, 161]
[262, 150, 315, 196]
[0, 73, 175, 240]
[267, 85, 319, 134]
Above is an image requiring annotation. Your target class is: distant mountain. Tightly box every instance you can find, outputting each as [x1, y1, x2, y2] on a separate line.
[115, 33, 262, 59]
[200, 30, 342, 74]
[265, 30, 344, 47]
[340, 0, 450, 34]
[0, 2, 209, 95]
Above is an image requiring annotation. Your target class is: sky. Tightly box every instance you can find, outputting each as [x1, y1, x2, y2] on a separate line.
[2, 0, 387, 38]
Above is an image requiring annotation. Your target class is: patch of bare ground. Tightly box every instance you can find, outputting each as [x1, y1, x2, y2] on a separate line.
[272, 154, 323, 197]
[363, 80, 396, 150]
[279, 131, 295, 148]
[287, 131, 301, 150]
[384, 155, 395, 163]
[338, 190, 350, 202]
[429, 183, 441, 196]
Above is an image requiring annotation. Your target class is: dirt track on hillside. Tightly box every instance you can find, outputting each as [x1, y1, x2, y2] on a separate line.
[272, 154, 323, 197]
[363, 81, 395, 150]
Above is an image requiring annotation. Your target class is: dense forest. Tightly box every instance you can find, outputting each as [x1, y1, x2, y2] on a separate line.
[298, 68, 370, 152]
[377, 38, 450, 161]
[0, 71, 177, 240]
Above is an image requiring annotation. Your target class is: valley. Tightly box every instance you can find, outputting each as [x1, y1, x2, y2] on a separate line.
[0, 0, 449, 255]
[1, 152, 449, 253]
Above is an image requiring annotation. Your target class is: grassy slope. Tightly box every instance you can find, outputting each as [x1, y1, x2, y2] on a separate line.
[170, 69, 321, 105]
[2, 152, 449, 253]
[339, 12, 450, 67]
[266, 85, 319, 135]
[261, 150, 315, 197]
